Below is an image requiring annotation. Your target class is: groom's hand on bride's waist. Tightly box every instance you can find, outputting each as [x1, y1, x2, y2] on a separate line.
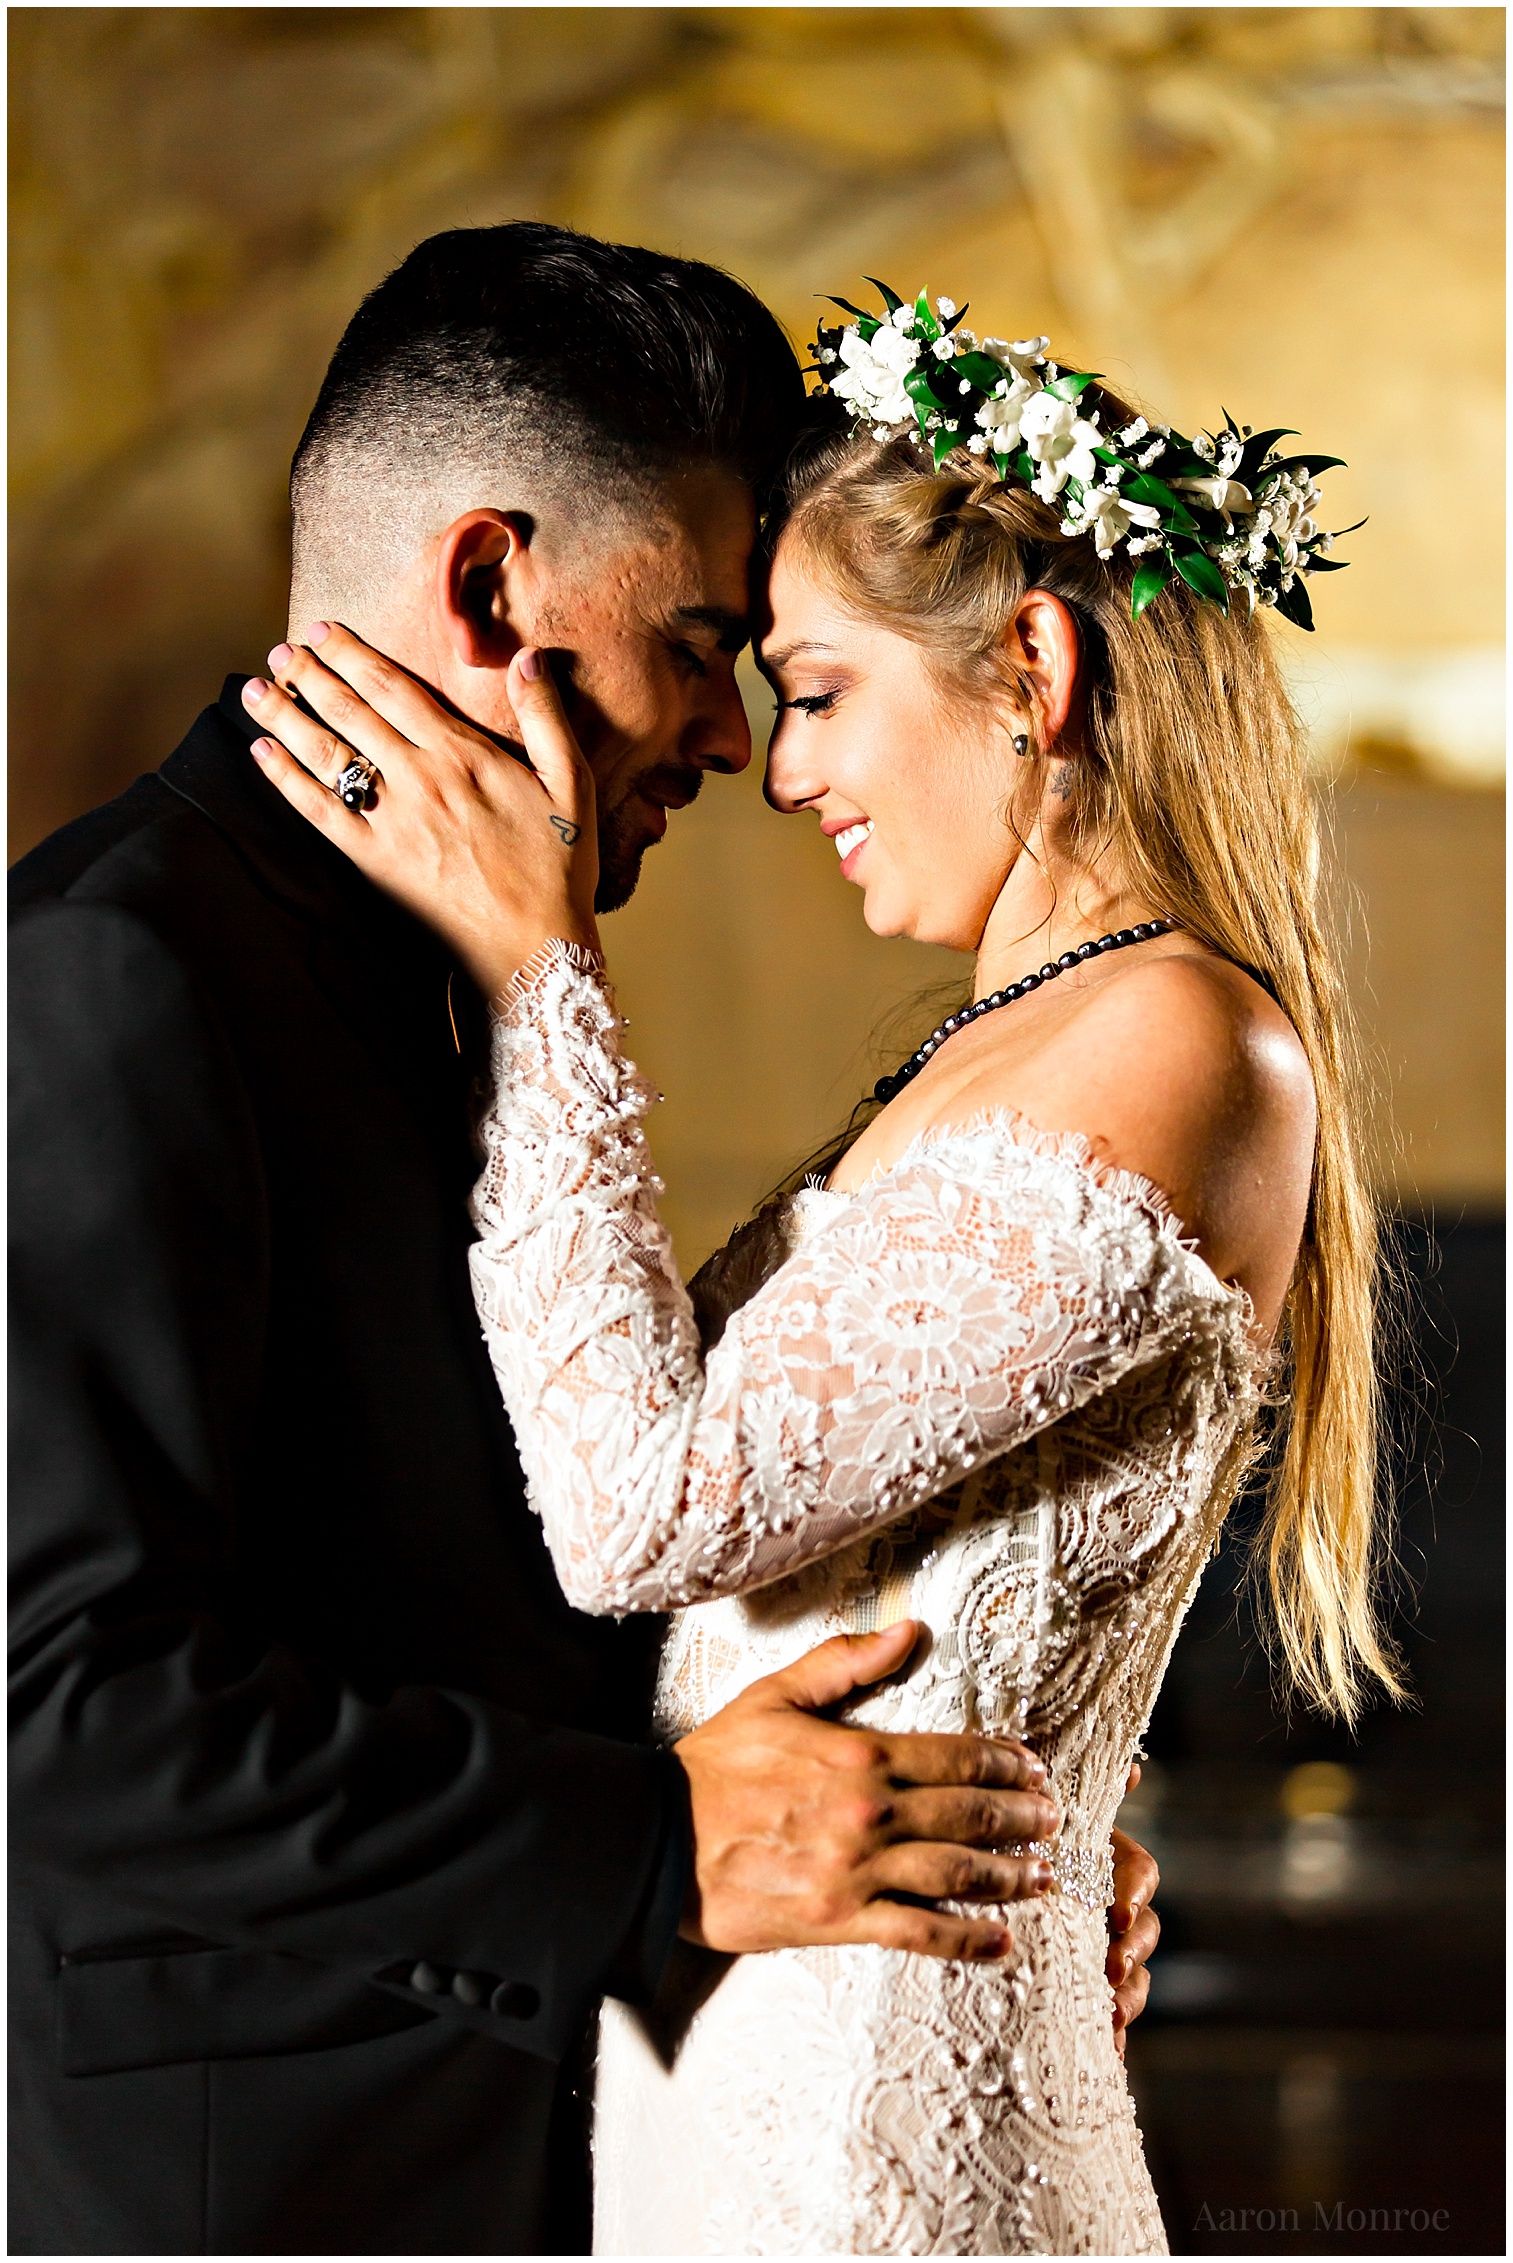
[672, 1621, 1060, 1962]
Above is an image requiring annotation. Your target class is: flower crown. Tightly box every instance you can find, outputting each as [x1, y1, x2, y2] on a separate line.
[810, 280, 1358, 629]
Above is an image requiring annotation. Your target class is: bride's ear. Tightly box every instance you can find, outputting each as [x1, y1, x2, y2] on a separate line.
[1003, 588, 1082, 753]
[434, 509, 534, 670]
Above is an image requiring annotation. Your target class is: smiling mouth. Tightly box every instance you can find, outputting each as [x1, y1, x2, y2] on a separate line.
[834, 821, 873, 861]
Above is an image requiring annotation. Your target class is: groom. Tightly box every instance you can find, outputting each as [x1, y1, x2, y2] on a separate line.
[10, 223, 1159, 2256]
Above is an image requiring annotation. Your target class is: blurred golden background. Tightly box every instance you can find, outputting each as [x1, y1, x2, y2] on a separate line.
[9, 3, 1504, 1265]
[9, 13, 1504, 2252]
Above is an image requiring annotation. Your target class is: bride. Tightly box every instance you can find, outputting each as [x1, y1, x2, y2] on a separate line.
[244, 291, 1401, 2255]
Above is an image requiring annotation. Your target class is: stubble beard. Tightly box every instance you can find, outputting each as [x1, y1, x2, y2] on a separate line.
[593, 764, 705, 914]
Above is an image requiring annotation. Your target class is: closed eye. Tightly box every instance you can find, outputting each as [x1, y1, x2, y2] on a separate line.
[669, 640, 709, 680]
[776, 690, 839, 716]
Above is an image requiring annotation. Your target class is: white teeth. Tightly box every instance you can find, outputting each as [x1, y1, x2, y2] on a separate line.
[835, 821, 873, 860]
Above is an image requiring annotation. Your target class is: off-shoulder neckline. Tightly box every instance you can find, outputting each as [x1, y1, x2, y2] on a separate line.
[798, 1103, 1251, 1322]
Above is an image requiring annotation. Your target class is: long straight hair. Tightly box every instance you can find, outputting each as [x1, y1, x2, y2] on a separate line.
[766, 421, 1403, 1724]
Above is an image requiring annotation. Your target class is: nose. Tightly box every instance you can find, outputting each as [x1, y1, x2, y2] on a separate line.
[685, 668, 752, 776]
[763, 721, 823, 814]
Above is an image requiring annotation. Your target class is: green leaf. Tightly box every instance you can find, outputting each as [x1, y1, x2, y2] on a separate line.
[951, 351, 1007, 392]
[1331, 516, 1368, 537]
[1303, 556, 1350, 572]
[1237, 426, 1296, 479]
[932, 425, 961, 468]
[1273, 577, 1315, 631]
[1121, 471, 1180, 510]
[943, 302, 971, 334]
[1269, 454, 1347, 478]
[864, 276, 903, 314]
[904, 367, 951, 412]
[1173, 547, 1231, 613]
[1047, 370, 1103, 403]
[1121, 472, 1199, 535]
[1130, 554, 1174, 621]
[913, 290, 940, 340]
[994, 451, 1013, 480]
[822, 296, 871, 322]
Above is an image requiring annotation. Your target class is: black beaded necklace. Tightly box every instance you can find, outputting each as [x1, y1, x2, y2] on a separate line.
[873, 918, 1182, 1104]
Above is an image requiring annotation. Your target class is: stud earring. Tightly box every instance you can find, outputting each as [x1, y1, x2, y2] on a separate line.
[1013, 732, 1030, 758]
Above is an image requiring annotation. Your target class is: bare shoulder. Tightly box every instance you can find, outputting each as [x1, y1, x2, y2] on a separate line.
[973, 948, 1317, 1324]
[1067, 949, 1315, 1130]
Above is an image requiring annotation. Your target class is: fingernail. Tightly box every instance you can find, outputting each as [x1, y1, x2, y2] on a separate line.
[308, 622, 330, 645]
[1030, 1861, 1053, 1890]
[250, 738, 274, 761]
[268, 643, 293, 671]
[975, 1929, 1009, 1959]
[1039, 1805, 1061, 1835]
[518, 647, 541, 681]
[242, 678, 268, 703]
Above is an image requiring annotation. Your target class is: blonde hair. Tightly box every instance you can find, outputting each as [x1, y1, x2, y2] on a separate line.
[774, 421, 1404, 1724]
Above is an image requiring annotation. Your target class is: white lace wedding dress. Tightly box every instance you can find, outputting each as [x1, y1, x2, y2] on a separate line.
[467, 948, 1266, 2257]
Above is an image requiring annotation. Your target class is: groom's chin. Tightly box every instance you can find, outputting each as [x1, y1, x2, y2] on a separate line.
[594, 836, 649, 916]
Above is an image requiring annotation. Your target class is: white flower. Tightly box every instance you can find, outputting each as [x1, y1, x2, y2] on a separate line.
[1117, 417, 1150, 448]
[974, 372, 1037, 450]
[891, 303, 915, 331]
[936, 295, 957, 318]
[1170, 474, 1254, 530]
[1249, 472, 1322, 568]
[1194, 431, 1216, 462]
[981, 334, 1049, 383]
[829, 320, 921, 426]
[1213, 428, 1244, 478]
[1076, 485, 1164, 558]
[967, 432, 990, 454]
[932, 335, 957, 360]
[1019, 388, 1102, 500]
[959, 379, 973, 396]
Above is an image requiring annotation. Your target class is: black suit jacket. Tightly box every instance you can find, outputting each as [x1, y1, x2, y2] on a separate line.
[9, 681, 684, 2255]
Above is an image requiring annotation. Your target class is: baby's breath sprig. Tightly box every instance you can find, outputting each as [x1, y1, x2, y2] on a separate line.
[808, 279, 1357, 628]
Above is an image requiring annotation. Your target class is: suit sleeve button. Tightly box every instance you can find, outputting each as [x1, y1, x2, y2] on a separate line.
[410, 1961, 448, 1995]
[451, 1970, 493, 2008]
[490, 1981, 540, 2020]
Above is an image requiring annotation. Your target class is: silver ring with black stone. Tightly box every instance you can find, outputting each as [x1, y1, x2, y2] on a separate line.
[335, 753, 381, 812]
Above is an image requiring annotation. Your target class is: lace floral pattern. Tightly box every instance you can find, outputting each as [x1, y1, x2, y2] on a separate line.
[467, 950, 1266, 2256]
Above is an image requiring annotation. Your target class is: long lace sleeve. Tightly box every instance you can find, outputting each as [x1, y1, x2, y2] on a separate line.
[468, 948, 1233, 1617]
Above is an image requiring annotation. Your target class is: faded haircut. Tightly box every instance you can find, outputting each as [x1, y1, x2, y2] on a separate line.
[289, 221, 807, 624]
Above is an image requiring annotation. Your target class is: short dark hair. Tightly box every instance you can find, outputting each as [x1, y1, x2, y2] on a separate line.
[290, 223, 807, 612]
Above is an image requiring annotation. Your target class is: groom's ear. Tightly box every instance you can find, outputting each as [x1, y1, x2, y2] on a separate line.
[434, 509, 536, 669]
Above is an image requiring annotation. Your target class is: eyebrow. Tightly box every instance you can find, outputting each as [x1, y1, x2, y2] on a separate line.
[759, 638, 839, 674]
[674, 605, 751, 653]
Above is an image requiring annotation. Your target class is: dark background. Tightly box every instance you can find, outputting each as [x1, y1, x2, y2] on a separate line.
[1126, 1212, 1505, 2255]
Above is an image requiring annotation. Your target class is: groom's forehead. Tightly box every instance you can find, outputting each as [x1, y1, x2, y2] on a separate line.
[596, 491, 757, 628]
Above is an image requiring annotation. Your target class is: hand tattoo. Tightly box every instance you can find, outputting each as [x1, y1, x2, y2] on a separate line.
[550, 815, 582, 845]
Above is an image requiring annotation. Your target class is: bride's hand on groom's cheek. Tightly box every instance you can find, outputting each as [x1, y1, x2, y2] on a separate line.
[672, 1622, 1061, 1964]
[243, 625, 601, 1003]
